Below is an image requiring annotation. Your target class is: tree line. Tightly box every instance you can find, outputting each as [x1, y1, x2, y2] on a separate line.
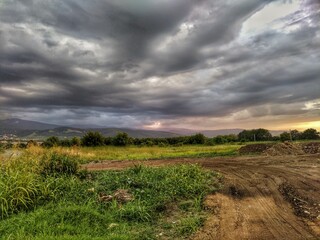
[39, 128, 319, 147]
[1, 128, 318, 149]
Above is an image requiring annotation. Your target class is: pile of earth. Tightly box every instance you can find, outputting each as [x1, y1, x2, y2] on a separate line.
[302, 142, 320, 154]
[264, 142, 304, 156]
[239, 142, 320, 156]
[238, 143, 275, 155]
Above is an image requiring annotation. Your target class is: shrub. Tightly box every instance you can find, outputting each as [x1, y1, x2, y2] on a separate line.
[81, 131, 105, 147]
[188, 133, 206, 144]
[60, 139, 72, 147]
[301, 128, 320, 140]
[213, 136, 227, 144]
[280, 132, 291, 141]
[42, 136, 60, 148]
[104, 137, 113, 145]
[70, 137, 81, 146]
[112, 132, 130, 146]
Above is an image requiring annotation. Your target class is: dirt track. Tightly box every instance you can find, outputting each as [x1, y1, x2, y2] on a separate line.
[82, 154, 320, 240]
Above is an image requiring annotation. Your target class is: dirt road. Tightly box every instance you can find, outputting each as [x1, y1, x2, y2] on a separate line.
[83, 154, 320, 240]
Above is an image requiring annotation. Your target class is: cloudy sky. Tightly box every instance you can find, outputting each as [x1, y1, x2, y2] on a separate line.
[0, 0, 319, 130]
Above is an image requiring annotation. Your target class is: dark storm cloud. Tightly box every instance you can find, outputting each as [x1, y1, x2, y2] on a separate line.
[0, 0, 319, 127]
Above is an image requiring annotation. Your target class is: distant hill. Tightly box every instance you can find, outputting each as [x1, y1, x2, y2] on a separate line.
[21, 127, 181, 139]
[0, 118, 60, 134]
[0, 119, 180, 139]
[0, 118, 286, 139]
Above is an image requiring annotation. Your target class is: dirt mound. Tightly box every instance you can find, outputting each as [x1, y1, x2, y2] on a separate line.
[302, 142, 320, 154]
[239, 142, 316, 156]
[238, 143, 274, 155]
[264, 142, 304, 156]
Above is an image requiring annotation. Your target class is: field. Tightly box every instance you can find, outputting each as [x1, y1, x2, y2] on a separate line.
[1, 143, 320, 239]
[4, 144, 240, 162]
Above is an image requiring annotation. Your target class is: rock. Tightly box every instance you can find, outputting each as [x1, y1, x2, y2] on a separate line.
[98, 189, 134, 203]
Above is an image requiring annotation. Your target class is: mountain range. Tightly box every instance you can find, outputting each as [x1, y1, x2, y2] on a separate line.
[0, 118, 283, 139]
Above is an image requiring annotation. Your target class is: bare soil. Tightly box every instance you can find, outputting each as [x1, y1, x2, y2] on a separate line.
[82, 154, 320, 240]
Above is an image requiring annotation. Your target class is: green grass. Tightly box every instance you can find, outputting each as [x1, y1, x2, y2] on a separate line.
[52, 144, 241, 163]
[1, 144, 241, 164]
[0, 151, 221, 239]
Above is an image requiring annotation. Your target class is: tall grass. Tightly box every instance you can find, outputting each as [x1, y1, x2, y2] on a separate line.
[0, 150, 80, 219]
[0, 152, 40, 218]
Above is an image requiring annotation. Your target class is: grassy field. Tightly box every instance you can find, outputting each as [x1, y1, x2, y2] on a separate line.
[0, 149, 221, 239]
[77, 144, 241, 162]
[10, 144, 240, 163]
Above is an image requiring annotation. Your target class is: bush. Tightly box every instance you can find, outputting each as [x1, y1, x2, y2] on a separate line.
[213, 136, 227, 144]
[112, 132, 130, 146]
[104, 137, 113, 145]
[70, 137, 81, 146]
[81, 132, 105, 147]
[60, 139, 72, 147]
[301, 128, 319, 140]
[188, 133, 206, 144]
[238, 129, 272, 141]
[280, 132, 291, 141]
[39, 152, 79, 176]
[42, 136, 60, 148]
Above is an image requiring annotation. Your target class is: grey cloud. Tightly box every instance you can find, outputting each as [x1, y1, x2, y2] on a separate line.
[0, 0, 319, 128]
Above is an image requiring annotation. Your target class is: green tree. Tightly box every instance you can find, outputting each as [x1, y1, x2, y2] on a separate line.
[238, 129, 272, 142]
[104, 137, 113, 145]
[290, 130, 301, 141]
[188, 133, 206, 144]
[254, 128, 272, 141]
[225, 134, 238, 142]
[301, 128, 319, 140]
[42, 136, 60, 148]
[238, 130, 253, 142]
[60, 139, 72, 147]
[112, 132, 130, 146]
[71, 137, 81, 146]
[272, 136, 280, 141]
[280, 132, 291, 141]
[213, 135, 227, 144]
[81, 131, 105, 147]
